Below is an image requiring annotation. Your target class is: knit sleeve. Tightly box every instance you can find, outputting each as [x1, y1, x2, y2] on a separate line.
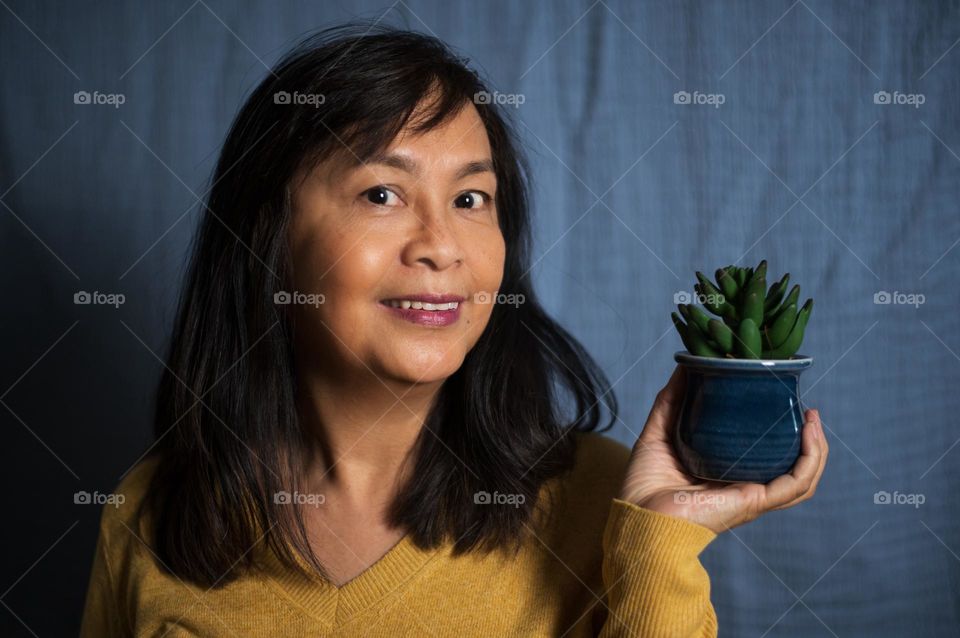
[79, 510, 129, 638]
[594, 498, 718, 638]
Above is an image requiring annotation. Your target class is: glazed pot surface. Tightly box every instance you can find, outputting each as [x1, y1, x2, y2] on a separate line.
[672, 351, 813, 483]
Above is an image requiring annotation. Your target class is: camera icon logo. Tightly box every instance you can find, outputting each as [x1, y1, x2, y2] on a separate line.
[873, 291, 891, 304]
[873, 91, 891, 105]
[274, 91, 291, 104]
[74, 291, 92, 304]
[473, 91, 491, 105]
[274, 291, 292, 304]
[873, 490, 891, 504]
[74, 91, 91, 105]
[673, 91, 691, 105]
[673, 290, 691, 304]
[474, 491, 491, 504]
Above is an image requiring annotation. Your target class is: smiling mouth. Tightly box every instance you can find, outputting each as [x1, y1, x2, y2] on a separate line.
[378, 295, 464, 327]
[380, 299, 461, 311]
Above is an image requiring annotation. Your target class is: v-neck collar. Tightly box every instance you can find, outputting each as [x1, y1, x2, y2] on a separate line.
[256, 530, 442, 626]
[249, 449, 573, 626]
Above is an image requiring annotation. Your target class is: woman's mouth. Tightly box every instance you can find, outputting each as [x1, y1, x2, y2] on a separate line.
[379, 296, 464, 327]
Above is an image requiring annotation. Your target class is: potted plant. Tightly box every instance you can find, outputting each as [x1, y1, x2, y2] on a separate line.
[670, 260, 814, 483]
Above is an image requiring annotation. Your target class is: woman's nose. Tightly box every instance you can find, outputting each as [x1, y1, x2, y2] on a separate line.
[401, 201, 465, 270]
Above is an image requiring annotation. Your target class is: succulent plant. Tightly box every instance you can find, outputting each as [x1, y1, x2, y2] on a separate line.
[671, 259, 813, 359]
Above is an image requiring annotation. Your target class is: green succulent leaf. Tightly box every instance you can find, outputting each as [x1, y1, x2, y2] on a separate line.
[681, 304, 711, 334]
[687, 321, 722, 357]
[733, 267, 748, 289]
[715, 267, 739, 301]
[762, 299, 813, 359]
[671, 312, 696, 352]
[742, 291, 764, 327]
[770, 284, 800, 322]
[708, 319, 734, 353]
[674, 261, 813, 360]
[764, 302, 797, 349]
[764, 273, 790, 313]
[752, 259, 767, 283]
[736, 318, 762, 359]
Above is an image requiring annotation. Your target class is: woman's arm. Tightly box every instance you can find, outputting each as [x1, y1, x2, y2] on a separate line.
[595, 499, 717, 637]
[592, 365, 827, 636]
[79, 509, 129, 638]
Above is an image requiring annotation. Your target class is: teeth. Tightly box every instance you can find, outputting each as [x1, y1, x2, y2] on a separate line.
[387, 300, 459, 311]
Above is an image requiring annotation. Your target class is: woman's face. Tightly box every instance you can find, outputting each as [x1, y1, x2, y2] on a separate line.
[288, 102, 505, 386]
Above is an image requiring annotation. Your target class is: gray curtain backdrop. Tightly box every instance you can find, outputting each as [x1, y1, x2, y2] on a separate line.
[2, 1, 958, 636]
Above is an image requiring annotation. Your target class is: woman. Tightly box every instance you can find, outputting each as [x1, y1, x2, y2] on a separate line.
[80, 22, 827, 637]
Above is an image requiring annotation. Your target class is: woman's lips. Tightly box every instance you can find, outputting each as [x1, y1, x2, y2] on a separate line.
[378, 299, 462, 327]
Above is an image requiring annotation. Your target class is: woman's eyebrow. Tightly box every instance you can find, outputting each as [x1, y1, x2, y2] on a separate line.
[452, 159, 495, 181]
[357, 153, 494, 181]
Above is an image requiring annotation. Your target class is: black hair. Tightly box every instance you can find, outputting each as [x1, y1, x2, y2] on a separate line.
[138, 21, 617, 588]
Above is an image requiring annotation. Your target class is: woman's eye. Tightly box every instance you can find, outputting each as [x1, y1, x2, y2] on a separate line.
[363, 186, 402, 207]
[454, 191, 491, 210]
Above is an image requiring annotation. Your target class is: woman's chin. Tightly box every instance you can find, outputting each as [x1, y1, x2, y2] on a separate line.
[382, 352, 462, 385]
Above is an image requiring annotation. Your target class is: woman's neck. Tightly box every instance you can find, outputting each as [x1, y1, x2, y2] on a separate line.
[295, 365, 441, 506]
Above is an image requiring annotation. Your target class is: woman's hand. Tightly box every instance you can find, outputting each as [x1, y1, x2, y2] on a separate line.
[618, 365, 828, 534]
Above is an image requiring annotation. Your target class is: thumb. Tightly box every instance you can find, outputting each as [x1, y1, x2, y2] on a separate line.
[640, 365, 687, 443]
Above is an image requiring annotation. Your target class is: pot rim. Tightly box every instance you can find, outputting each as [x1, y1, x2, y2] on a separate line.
[674, 350, 813, 371]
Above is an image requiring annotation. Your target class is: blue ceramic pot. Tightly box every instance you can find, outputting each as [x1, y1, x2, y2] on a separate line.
[672, 351, 813, 484]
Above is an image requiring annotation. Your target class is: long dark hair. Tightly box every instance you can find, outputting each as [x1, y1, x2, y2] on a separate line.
[138, 21, 618, 588]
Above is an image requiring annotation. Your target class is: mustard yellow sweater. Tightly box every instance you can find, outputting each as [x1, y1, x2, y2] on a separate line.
[80, 432, 718, 637]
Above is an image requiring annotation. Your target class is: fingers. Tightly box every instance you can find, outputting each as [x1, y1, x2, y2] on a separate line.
[764, 408, 828, 511]
[640, 365, 687, 443]
[783, 409, 828, 506]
